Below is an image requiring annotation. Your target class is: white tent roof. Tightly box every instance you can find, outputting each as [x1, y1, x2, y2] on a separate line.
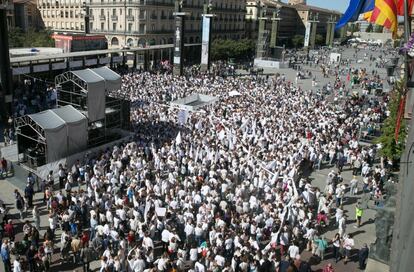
[30, 110, 65, 130]
[71, 69, 104, 84]
[28, 106, 88, 163]
[90, 66, 121, 92]
[52, 105, 87, 124]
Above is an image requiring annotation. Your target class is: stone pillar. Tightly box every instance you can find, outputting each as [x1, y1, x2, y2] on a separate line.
[326, 15, 336, 47]
[200, 3, 213, 72]
[305, 12, 319, 50]
[269, 9, 281, 49]
[0, 5, 13, 121]
[256, 7, 269, 59]
[309, 21, 318, 49]
[326, 21, 332, 46]
[173, 0, 186, 76]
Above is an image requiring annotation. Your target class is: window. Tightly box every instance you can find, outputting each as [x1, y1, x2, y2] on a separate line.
[128, 23, 132, 32]
[113, 23, 116, 31]
[139, 23, 145, 33]
[101, 22, 105, 30]
[113, 9, 116, 16]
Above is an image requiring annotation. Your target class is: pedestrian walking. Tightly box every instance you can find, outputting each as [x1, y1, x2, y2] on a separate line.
[355, 202, 364, 228]
[343, 234, 355, 264]
[331, 233, 342, 263]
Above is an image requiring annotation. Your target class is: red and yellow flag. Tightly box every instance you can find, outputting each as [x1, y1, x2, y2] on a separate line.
[397, 0, 414, 16]
[369, 0, 398, 35]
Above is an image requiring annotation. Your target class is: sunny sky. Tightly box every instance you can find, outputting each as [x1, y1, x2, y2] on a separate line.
[281, 0, 350, 13]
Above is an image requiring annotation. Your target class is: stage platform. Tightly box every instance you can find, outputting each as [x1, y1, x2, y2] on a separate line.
[254, 58, 289, 69]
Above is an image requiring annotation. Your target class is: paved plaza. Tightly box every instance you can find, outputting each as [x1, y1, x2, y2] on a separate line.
[0, 47, 393, 272]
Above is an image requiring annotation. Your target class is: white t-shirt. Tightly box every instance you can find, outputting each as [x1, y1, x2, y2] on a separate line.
[288, 245, 300, 259]
[13, 260, 21, 272]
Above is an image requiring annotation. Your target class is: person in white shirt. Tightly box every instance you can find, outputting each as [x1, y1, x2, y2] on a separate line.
[288, 242, 300, 259]
[195, 260, 206, 272]
[161, 228, 171, 251]
[13, 257, 21, 272]
[343, 234, 355, 264]
[154, 253, 168, 271]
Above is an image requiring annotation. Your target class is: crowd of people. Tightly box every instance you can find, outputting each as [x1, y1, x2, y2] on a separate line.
[1, 48, 394, 272]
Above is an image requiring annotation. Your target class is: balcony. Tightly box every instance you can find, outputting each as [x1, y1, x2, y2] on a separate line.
[99, 15, 106, 20]
[111, 15, 118, 21]
[139, 14, 146, 20]
[126, 15, 134, 21]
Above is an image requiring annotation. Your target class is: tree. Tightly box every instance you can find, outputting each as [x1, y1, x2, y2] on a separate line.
[291, 35, 304, 48]
[377, 80, 407, 163]
[8, 27, 54, 48]
[315, 34, 324, 46]
[8, 27, 25, 48]
[210, 39, 255, 61]
[366, 23, 374, 33]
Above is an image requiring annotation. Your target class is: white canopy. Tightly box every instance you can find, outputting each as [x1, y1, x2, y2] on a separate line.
[28, 105, 88, 162]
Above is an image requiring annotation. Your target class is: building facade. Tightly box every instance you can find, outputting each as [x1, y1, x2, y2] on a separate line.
[14, 0, 44, 31]
[293, 3, 341, 39]
[245, 0, 302, 45]
[246, 0, 341, 47]
[86, 0, 245, 48]
[37, 0, 85, 32]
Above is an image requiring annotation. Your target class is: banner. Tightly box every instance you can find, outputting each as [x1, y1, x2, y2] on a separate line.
[174, 17, 183, 66]
[178, 109, 189, 125]
[304, 22, 311, 47]
[201, 16, 211, 66]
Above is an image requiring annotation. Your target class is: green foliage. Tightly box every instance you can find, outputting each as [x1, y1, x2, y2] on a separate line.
[210, 39, 255, 61]
[374, 25, 384, 33]
[315, 34, 324, 46]
[377, 80, 407, 161]
[291, 35, 304, 48]
[366, 23, 373, 33]
[8, 27, 54, 48]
